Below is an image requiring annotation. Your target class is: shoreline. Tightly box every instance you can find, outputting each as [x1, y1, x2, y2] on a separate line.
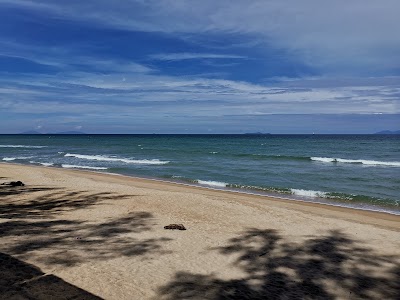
[1, 161, 399, 228]
[2, 161, 400, 218]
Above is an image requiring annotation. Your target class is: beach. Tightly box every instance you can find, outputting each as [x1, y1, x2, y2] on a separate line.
[1, 162, 399, 299]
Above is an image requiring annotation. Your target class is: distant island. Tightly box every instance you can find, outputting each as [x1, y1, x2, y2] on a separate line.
[50, 131, 86, 134]
[19, 130, 42, 134]
[19, 131, 86, 134]
[374, 130, 400, 134]
[244, 132, 271, 135]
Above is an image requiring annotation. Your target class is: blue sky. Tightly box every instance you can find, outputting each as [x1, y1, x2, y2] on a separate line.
[0, 0, 399, 133]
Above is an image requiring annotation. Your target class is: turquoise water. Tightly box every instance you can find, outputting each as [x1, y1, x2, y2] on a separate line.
[1, 134, 399, 214]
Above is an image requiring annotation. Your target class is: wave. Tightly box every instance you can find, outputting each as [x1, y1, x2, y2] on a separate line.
[2, 157, 16, 161]
[311, 157, 400, 167]
[227, 183, 292, 194]
[196, 180, 228, 188]
[61, 164, 108, 170]
[2, 156, 33, 161]
[64, 153, 169, 165]
[0, 145, 46, 148]
[291, 188, 327, 198]
[231, 153, 400, 167]
[165, 175, 398, 208]
[29, 161, 54, 166]
[234, 153, 310, 161]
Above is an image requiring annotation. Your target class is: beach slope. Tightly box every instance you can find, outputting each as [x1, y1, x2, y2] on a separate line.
[1, 163, 399, 299]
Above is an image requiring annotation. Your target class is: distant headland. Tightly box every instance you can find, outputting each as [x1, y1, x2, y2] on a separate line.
[374, 130, 400, 134]
[19, 131, 86, 135]
[244, 132, 271, 135]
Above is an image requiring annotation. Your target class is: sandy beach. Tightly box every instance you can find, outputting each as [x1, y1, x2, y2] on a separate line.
[1, 162, 399, 299]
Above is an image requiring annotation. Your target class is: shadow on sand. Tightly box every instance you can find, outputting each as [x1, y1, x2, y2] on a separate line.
[0, 185, 172, 267]
[158, 228, 400, 299]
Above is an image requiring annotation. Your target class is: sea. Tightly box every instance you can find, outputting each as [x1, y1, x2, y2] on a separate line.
[1, 134, 399, 215]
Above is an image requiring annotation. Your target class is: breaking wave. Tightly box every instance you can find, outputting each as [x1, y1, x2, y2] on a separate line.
[232, 153, 400, 167]
[64, 153, 169, 165]
[0, 145, 46, 148]
[29, 161, 54, 166]
[162, 175, 398, 210]
[61, 164, 108, 170]
[196, 180, 228, 188]
[290, 188, 327, 198]
[2, 156, 33, 161]
[311, 157, 400, 167]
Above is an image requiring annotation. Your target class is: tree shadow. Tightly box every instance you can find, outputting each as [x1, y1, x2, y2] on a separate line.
[158, 229, 400, 299]
[0, 185, 57, 199]
[0, 185, 172, 267]
[0, 186, 133, 219]
[0, 252, 102, 299]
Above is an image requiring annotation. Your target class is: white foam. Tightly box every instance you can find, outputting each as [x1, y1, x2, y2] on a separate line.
[291, 188, 327, 198]
[311, 157, 400, 167]
[0, 145, 46, 148]
[311, 157, 335, 163]
[209, 151, 218, 154]
[197, 180, 227, 188]
[61, 164, 108, 170]
[3, 156, 32, 161]
[30, 161, 54, 166]
[64, 153, 169, 165]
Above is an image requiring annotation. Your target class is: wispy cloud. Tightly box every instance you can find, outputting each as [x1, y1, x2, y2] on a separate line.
[149, 52, 247, 61]
[1, 68, 398, 116]
[3, 0, 399, 74]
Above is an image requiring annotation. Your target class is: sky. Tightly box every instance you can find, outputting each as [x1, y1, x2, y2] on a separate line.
[0, 0, 399, 134]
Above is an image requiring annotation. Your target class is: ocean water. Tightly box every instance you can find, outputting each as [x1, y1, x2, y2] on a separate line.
[1, 134, 399, 214]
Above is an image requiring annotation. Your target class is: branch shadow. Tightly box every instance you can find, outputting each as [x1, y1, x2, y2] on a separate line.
[0, 185, 132, 219]
[0, 252, 102, 299]
[0, 185, 172, 267]
[158, 229, 400, 299]
[0, 185, 57, 199]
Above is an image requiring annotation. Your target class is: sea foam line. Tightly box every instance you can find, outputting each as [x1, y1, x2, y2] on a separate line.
[61, 164, 108, 170]
[2, 156, 33, 161]
[64, 153, 169, 165]
[196, 180, 228, 188]
[0, 145, 47, 148]
[290, 188, 327, 198]
[30, 161, 54, 167]
[311, 157, 400, 167]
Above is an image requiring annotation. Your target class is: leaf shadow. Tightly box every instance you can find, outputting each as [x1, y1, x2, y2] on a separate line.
[158, 228, 400, 299]
[0, 185, 172, 267]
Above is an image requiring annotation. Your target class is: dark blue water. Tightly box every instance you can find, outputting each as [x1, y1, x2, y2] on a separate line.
[1, 134, 399, 214]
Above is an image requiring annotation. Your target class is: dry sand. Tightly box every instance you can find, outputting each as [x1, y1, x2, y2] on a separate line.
[0, 162, 399, 299]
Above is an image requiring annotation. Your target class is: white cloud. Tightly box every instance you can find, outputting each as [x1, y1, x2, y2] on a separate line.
[3, 0, 400, 73]
[149, 53, 247, 61]
[1, 68, 398, 116]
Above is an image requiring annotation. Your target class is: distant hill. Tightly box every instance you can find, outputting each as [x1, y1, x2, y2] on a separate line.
[19, 130, 42, 134]
[50, 131, 86, 134]
[244, 132, 271, 135]
[374, 130, 400, 134]
[19, 130, 86, 135]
